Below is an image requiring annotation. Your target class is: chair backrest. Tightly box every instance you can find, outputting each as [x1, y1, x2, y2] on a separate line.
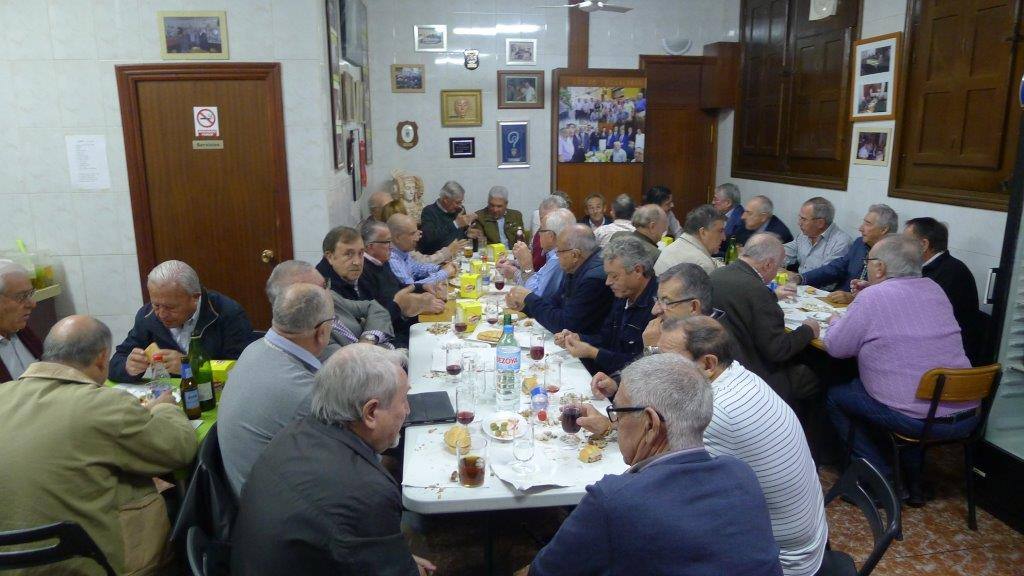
[171, 423, 238, 543]
[824, 458, 901, 576]
[0, 521, 116, 576]
[915, 364, 1001, 403]
[186, 526, 231, 576]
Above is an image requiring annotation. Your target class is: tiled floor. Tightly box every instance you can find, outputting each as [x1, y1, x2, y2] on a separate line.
[410, 445, 1024, 575]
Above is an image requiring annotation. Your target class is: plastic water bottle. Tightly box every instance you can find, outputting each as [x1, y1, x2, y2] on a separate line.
[495, 317, 520, 410]
[148, 354, 173, 400]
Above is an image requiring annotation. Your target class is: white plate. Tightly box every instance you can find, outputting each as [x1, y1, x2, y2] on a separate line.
[483, 411, 526, 441]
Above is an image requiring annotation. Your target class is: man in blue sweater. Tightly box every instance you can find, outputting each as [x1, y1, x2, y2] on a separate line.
[522, 353, 782, 576]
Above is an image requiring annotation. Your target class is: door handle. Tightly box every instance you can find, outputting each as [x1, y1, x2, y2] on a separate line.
[985, 268, 998, 304]
[261, 249, 275, 264]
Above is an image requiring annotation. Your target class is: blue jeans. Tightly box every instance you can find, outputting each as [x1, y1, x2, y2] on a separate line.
[826, 378, 978, 481]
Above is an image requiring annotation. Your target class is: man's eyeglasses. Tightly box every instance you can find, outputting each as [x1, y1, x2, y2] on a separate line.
[556, 248, 578, 255]
[656, 296, 697, 309]
[606, 405, 665, 423]
[368, 240, 392, 246]
[2, 288, 35, 304]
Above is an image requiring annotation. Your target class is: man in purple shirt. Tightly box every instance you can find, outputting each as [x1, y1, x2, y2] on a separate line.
[824, 234, 979, 506]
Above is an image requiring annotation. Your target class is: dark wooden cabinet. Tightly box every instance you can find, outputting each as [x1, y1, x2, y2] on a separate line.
[890, 0, 1024, 211]
[701, 42, 741, 109]
[733, 0, 859, 190]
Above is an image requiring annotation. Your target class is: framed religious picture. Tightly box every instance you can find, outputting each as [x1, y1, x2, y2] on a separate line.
[505, 38, 537, 65]
[851, 32, 900, 121]
[391, 64, 425, 93]
[498, 70, 544, 109]
[414, 25, 447, 52]
[440, 90, 483, 127]
[498, 121, 529, 169]
[449, 137, 475, 158]
[556, 80, 647, 163]
[852, 127, 891, 166]
[158, 11, 229, 59]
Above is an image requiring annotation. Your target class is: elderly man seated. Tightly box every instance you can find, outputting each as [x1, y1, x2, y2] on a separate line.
[232, 345, 436, 575]
[0, 315, 197, 574]
[497, 208, 575, 300]
[0, 260, 41, 381]
[389, 214, 458, 286]
[523, 354, 782, 576]
[579, 192, 612, 230]
[825, 234, 978, 506]
[363, 190, 466, 265]
[784, 197, 852, 280]
[613, 204, 666, 261]
[110, 260, 255, 382]
[737, 195, 794, 245]
[418, 180, 483, 256]
[594, 194, 637, 248]
[507, 224, 614, 335]
[219, 282, 334, 497]
[529, 195, 571, 271]
[655, 204, 726, 276]
[644, 186, 681, 238]
[556, 235, 659, 375]
[475, 185, 529, 248]
[791, 204, 898, 305]
[642, 263, 723, 348]
[713, 183, 745, 240]
[712, 233, 820, 404]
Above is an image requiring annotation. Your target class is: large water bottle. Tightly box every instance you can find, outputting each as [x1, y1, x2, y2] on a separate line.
[495, 318, 520, 410]
[148, 353, 173, 400]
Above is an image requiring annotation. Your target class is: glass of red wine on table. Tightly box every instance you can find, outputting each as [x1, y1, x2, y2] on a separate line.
[452, 306, 469, 339]
[493, 269, 506, 292]
[485, 301, 500, 326]
[446, 344, 463, 385]
[560, 394, 583, 440]
[530, 332, 546, 370]
[456, 384, 476, 426]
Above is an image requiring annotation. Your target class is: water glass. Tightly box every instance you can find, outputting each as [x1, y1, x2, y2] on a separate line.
[512, 421, 536, 475]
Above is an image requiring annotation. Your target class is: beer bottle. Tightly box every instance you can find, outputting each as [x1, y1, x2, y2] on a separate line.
[515, 227, 525, 247]
[189, 335, 216, 412]
[725, 237, 739, 264]
[180, 361, 202, 420]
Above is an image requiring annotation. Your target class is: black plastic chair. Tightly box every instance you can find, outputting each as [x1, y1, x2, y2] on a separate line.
[186, 526, 231, 576]
[823, 458, 902, 576]
[0, 521, 115, 575]
[171, 423, 237, 543]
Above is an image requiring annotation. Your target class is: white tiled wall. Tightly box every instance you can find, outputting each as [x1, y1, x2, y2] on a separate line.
[0, 0, 355, 334]
[716, 0, 1007, 305]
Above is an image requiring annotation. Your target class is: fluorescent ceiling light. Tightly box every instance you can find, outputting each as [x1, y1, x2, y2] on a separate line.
[452, 24, 541, 36]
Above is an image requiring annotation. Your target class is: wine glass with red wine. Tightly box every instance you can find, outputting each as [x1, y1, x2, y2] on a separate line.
[560, 395, 583, 439]
[529, 332, 546, 370]
[493, 269, 506, 291]
[485, 301, 500, 326]
[453, 306, 468, 339]
[456, 385, 476, 426]
[446, 344, 463, 385]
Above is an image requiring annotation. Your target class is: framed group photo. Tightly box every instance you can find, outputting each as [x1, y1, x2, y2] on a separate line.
[852, 126, 891, 166]
[440, 90, 483, 127]
[851, 32, 900, 121]
[557, 81, 647, 163]
[158, 11, 228, 59]
[498, 71, 544, 109]
[414, 25, 447, 52]
[498, 121, 529, 169]
[391, 64, 425, 93]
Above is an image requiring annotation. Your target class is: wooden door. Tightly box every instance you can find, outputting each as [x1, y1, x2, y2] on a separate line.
[117, 64, 291, 329]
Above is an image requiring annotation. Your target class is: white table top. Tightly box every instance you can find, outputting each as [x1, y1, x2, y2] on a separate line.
[779, 285, 846, 344]
[401, 321, 628, 514]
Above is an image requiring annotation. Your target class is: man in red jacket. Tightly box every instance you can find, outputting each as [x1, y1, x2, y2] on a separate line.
[0, 260, 41, 382]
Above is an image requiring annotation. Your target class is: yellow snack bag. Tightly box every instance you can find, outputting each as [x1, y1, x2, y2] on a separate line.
[459, 273, 481, 299]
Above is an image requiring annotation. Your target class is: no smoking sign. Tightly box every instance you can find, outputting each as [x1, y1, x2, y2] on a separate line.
[193, 106, 220, 138]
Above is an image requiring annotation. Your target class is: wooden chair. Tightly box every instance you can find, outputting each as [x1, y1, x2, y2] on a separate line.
[889, 364, 1001, 530]
[0, 521, 115, 575]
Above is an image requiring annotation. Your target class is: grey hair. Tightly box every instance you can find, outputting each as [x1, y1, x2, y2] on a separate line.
[749, 195, 774, 216]
[682, 204, 726, 236]
[361, 219, 389, 244]
[147, 260, 201, 295]
[560, 224, 599, 254]
[543, 208, 576, 237]
[804, 196, 835, 225]
[611, 194, 636, 220]
[740, 232, 785, 265]
[620, 353, 713, 451]
[271, 283, 333, 334]
[41, 317, 112, 368]
[488, 186, 509, 201]
[716, 183, 741, 205]
[632, 204, 666, 229]
[266, 260, 321, 305]
[872, 234, 922, 279]
[657, 263, 712, 314]
[868, 203, 899, 234]
[604, 235, 657, 278]
[311, 344, 408, 425]
[0, 259, 29, 295]
[539, 195, 570, 212]
[439, 180, 466, 200]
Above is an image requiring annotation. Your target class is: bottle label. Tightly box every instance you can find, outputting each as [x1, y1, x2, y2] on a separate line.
[198, 381, 214, 401]
[496, 349, 521, 372]
[183, 389, 200, 410]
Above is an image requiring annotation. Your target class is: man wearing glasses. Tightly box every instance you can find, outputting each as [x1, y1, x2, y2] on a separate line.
[783, 197, 852, 280]
[524, 353, 782, 576]
[497, 208, 575, 300]
[0, 260, 41, 382]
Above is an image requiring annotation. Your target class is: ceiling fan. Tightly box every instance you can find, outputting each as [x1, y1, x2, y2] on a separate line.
[538, 1, 633, 13]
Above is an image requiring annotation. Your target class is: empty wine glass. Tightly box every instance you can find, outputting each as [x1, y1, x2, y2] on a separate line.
[512, 421, 536, 474]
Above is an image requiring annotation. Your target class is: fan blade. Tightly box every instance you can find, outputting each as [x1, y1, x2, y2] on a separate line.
[598, 4, 633, 12]
[535, 4, 579, 7]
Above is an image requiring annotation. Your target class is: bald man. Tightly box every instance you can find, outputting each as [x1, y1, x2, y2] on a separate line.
[388, 214, 458, 286]
[0, 315, 197, 574]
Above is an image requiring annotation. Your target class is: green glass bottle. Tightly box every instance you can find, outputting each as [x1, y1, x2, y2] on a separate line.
[725, 237, 739, 264]
[188, 335, 216, 412]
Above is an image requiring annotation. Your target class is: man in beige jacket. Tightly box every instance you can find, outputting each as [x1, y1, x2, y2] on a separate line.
[0, 315, 198, 575]
[655, 204, 727, 276]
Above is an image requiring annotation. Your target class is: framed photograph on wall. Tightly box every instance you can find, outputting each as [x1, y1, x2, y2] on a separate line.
[498, 70, 544, 109]
[414, 25, 447, 52]
[324, 1, 346, 169]
[449, 137, 475, 158]
[158, 11, 229, 59]
[851, 32, 900, 121]
[852, 127, 891, 166]
[498, 121, 529, 169]
[391, 64, 425, 93]
[440, 90, 483, 127]
[341, 0, 367, 67]
[506, 38, 537, 65]
[556, 80, 647, 163]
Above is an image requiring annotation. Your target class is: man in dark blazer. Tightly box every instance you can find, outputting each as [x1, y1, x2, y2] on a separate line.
[578, 193, 613, 229]
[0, 260, 42, 382]
[231, 344, 434, 576]
[905, 217, 983, 364]
[735, 195, 794, 245]
[475, 186, 529, 248]
[506, 224, 614, 336]
[711, 233, 820, 403]
[109, 260, 255, 383]
[417, 180, 483, 256]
